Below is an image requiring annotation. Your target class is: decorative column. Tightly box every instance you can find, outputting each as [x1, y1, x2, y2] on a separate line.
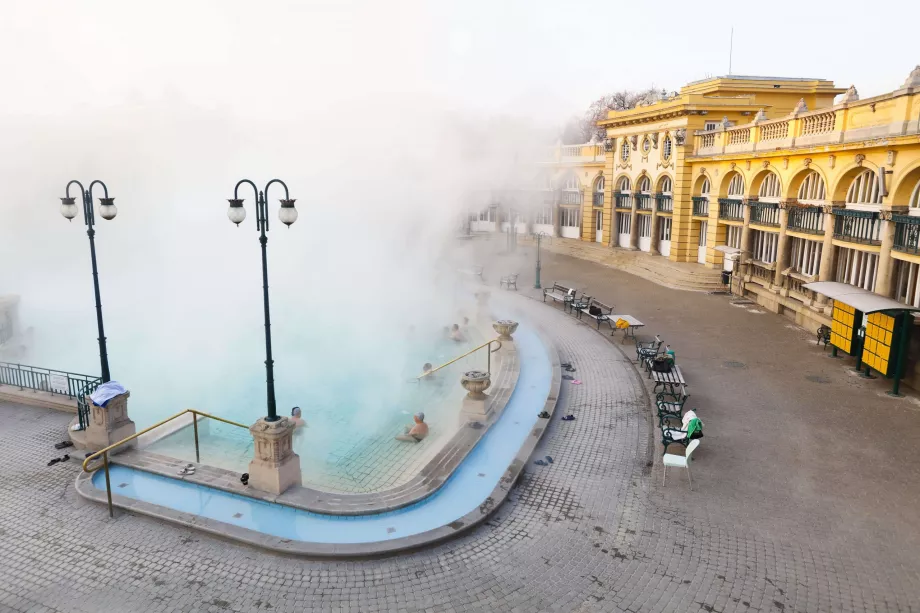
[650, 194, 661, 255]
[815, 204, 840, 312]
[84, 391, 136, 453]
[773, 201, 792, 291]
[248, 417, 301, 495]
[740, 199, 755, 280]
[875, 211, 898, 298]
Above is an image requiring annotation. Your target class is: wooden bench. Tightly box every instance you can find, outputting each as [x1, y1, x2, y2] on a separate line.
[609, 315, 644, 342]
[651, 364, 686, 394]
[636, 335, 663, 363]
[655, 388, 690, 427]
[660, 409, 703, 454]
[577, 298, 614, 329]
[543, 283, 575, 309]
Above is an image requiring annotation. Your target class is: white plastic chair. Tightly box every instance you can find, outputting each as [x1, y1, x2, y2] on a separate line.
[662, 439, 700, 490]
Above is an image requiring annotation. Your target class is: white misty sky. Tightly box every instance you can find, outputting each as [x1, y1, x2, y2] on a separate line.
[1, 0, 918, 123]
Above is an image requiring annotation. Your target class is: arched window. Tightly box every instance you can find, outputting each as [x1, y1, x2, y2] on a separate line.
[642, 137, 651, 154]
[561, 175, 581, 205]
[638, 176, 651, 193]
[727, 173, 744, 198]
[593, 176, 605, 207]
[617, 177, 631, 192]
[700, 178, 711, 197]
[797, 171, 826, 201]
[846, 169, 882, 205]
[662, 136, 673, 160]
[909, 179, 920, 209]
[758, 173, 782, 201]
[620, 140, 630, 162]
[658, 176, 672, 194]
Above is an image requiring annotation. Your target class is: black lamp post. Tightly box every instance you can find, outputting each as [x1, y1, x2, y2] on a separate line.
[226, 179, 298, 422]
[59, 180, 117, 383]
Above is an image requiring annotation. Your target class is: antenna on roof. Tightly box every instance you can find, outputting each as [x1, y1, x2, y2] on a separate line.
[728, 27, 733, 75]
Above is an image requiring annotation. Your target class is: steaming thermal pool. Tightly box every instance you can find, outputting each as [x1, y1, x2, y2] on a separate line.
[147, 329, 487, 494]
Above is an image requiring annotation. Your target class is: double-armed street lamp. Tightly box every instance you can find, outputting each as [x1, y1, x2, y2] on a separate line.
[226, 179, 298, 422]
[59, 180, 118, 382]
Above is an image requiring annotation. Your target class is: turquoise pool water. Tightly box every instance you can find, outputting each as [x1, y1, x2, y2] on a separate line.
[147, 330, 488, 493]
[93, 324, 550, 544]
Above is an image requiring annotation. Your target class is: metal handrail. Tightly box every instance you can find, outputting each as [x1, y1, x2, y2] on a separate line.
[82, 408, 248, 517]
[418, 337, 502, 379]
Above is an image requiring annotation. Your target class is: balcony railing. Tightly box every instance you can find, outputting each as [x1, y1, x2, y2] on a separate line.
[751, 263, 774, 285]
[655, 194, 673, 213]
[833, 209, 881, 245]
[637, 194, 653, 211]
[593, 192, 604, 207]
[750, 202, 780, 227]
[718, 198, 744, 221]
[787, 206, 825, 234]
[760, 120, 789, 141]
[560, 190, 582, 206]
[615, 193, 632, 209]
[894, 215, 920, 254]
[801, 110, 836, 136]
[727, 127, 751, 145]
[692, 197, 710, 217]
[700, 132, 716, 148]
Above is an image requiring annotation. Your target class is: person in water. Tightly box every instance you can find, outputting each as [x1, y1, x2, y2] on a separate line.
[290, 406, 306, 428]
[449, 323, 465, 342]
[421, 362, 434, 379]
[395, 412, 429, 442]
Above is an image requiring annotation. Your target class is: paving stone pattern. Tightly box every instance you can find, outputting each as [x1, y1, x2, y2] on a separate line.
[0, 294, 917, 612]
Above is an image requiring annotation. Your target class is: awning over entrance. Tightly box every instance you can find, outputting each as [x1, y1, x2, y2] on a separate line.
[802, 281, 920, 314]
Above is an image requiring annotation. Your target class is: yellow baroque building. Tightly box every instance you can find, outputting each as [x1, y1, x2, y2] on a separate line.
[530, 66, 920, 334]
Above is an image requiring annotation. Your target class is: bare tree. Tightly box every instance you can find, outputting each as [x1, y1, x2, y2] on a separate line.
[560, 87, 666, 144]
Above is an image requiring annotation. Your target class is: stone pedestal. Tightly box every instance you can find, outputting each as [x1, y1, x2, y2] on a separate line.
[248, 417, 301, 495]
[83, 391, 136, 453]
[460, 370, 492, 421]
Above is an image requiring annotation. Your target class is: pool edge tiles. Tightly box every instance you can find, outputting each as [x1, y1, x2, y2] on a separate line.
[75, 319, 562, 557]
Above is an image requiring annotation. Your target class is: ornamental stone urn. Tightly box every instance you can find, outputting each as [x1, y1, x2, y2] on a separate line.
[460, 370, 491, 400]
[248, 416, 302, 495]
[492, 320, 519, 342]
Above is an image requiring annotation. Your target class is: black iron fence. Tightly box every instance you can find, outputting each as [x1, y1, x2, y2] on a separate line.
[692, 197, 709, 217]
[718, 198, 744, 221]
[0, 361, 102, 430]
[788, 206, 825, 234]
[655, 194, 673, 213]
[750, 202, 780, 227]
[833, 209, 881, 245]
[894, 215, 920, 254]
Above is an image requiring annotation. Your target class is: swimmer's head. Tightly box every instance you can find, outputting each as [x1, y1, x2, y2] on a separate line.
[423, 363, 432, 372]
[291, 406, 302, 418]
[414, 412, 425, 423]
[451, 324, 459, 331]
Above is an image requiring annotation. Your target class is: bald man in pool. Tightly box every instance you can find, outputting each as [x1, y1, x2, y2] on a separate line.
[395, 412, 429, 443]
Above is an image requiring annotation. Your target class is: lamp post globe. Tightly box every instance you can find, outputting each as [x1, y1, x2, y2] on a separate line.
[98, 197, 117, 220]
[227, 199, 246, 225]
[60, 197, 78, 220]
[278, 199, 298, 227]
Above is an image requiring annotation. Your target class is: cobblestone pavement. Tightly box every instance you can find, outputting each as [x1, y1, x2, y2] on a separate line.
[1, 288, 918, 612]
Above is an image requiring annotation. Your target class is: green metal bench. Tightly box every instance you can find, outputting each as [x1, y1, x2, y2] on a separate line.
[656, 388, 690, 427]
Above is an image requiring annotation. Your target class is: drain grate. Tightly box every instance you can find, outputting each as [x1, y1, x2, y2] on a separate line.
[117, 483, 129, 489]
[708, 291, 731, 296]
[232, 512, 243, 518]
[723, 361, 746, 369]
